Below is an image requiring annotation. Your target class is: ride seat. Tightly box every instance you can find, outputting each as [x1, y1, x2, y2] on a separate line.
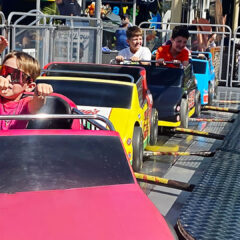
[27, 95, 73, 129]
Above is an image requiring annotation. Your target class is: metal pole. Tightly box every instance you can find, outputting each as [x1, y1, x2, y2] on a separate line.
[95, 0, 101, 19]
[170, 0, 182, 26]
[134, 172, 195, 192]
[36, 0, 41, 12]
[95, 0, 102, 64]
[133, 0, 136, 26]
[232, 0, 240, 33]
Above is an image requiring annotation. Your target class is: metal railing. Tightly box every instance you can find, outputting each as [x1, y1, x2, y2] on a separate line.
[5, 11, 103, 67]
[0, 112, 115, 131]
[139, 21, 232, 87]
[1, 11, 240, 87]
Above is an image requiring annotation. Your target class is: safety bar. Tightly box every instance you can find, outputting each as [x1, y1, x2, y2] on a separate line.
[73, 108, 115, 131]
[41, 69, 135, 83]
[191, 51, 211, 60]
[112, 59, 184, 69]
[0, 112, 115, 131]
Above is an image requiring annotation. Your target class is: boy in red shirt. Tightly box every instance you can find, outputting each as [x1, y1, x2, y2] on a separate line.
[156, 26, 190, 68]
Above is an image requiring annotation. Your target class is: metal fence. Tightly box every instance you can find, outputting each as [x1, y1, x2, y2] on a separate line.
[139, 21, 232, 87]
[1, 11, 240, 87]
[3, 10, 102, 67]
[230, 26, 240, 87]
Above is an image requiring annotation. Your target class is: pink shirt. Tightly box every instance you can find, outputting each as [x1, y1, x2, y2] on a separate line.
[0, 96, 32, 130]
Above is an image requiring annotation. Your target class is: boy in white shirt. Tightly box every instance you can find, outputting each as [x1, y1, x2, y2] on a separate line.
[115, 26, 151, 65]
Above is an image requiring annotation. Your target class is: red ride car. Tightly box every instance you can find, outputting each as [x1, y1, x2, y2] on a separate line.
[0, 95, 176, 240]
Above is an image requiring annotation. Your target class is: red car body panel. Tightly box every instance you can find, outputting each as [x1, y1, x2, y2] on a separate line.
[0, 184, 173, 240]
[0, 130, 174, 240]
[0, 129, 117, 137]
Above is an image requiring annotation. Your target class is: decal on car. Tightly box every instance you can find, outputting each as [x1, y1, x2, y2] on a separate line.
[78, 105, 111, 127]
[188, 89, 196, 109]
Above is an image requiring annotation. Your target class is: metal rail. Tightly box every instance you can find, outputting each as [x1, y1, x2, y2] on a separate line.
[189, 118, 235, 123]
[41, 69, 135, 83]
[202, 105, 240, 113]
[111, 59, 184, 69]
[144, 151, 215, 157]
[0, 112, 115, 131]
[73, 108, 115, 131]
[139, 21, 232, 87]
[170, 127, 225, 140]
[214, 100, 240, 104]
[134, 172, 194, 192]
[6, 11, 103, 66]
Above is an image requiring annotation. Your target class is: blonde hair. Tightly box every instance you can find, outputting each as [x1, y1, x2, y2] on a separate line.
[2, 51, 40, 81]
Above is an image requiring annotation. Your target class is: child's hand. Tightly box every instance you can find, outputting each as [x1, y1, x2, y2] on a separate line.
[29, 84, 53, 114]
[172, 60, 181, 65]
[130, 56, 140, 62]
[156, 58, 165, 66]
[116, 55, 124, 63]
[0, 76, 12, 94]
[34, 83, 53, 98]
[0, 36, 8, 54]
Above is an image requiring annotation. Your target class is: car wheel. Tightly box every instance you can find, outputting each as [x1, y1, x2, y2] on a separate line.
[180, 98, 189, 128]
[150, 108, 158, 145]
[132, 127, 143, 172]
[193, 90, 201, 118]
[208, 82, 214, 106]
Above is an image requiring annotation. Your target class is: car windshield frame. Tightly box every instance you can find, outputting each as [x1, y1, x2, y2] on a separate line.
[37, 79, 133, 109]
[192, 61, 207, 74]
[0, 134, 134, 193]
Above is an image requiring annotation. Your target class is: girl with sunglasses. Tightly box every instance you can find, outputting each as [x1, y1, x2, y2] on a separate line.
[0, 51, 53, 130]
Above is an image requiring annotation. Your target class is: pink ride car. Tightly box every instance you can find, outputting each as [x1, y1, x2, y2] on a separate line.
[0, 94, 177, 239]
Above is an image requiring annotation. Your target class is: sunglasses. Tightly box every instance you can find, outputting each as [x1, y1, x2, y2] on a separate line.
[0, 65, 33, 84]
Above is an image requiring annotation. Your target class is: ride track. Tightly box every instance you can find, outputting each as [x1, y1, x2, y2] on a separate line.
[140, 86, 240, 239]
[39, 62, 239, 238]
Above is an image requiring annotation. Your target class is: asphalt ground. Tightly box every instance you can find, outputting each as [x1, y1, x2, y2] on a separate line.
[139, 86, 240, 229]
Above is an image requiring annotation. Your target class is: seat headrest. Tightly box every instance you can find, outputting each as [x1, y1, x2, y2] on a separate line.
[27, 95, 72, 129]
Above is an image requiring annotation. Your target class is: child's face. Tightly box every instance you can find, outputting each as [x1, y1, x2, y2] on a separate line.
[171, 36, 188, 53]
[0, 57, 34, 100]
[127, 35, 142, 53]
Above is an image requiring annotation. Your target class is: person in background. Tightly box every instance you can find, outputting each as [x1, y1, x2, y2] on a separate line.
[115, 14, 132, 51]
[115, 26, 151, 65]
[0, 51, 53, 130]
[206, 33, 217, 51]
[156, 25, 190, 68]
[56, 0, 81, 16]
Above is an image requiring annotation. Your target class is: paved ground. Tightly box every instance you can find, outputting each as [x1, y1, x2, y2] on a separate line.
[140, 87, 240, 230]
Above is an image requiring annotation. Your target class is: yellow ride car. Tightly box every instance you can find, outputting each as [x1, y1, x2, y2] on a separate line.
[38, 62, 158, 171]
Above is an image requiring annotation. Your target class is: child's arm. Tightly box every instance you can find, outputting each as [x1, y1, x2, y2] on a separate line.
[28, 83, 53, 114]
[0, 36, 8, 54]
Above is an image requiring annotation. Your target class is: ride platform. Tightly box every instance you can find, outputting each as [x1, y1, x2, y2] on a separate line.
[177, 104, 240, 239]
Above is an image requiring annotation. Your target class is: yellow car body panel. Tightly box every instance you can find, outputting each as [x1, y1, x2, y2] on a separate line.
[37, 76, 152, 163]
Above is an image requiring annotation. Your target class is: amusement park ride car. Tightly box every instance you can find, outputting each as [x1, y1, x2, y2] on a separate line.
[0, 94, 177, 240]
[121, 59, 201, 129]
[38, 62, 158, 172]
[191, 51, 217, 105]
